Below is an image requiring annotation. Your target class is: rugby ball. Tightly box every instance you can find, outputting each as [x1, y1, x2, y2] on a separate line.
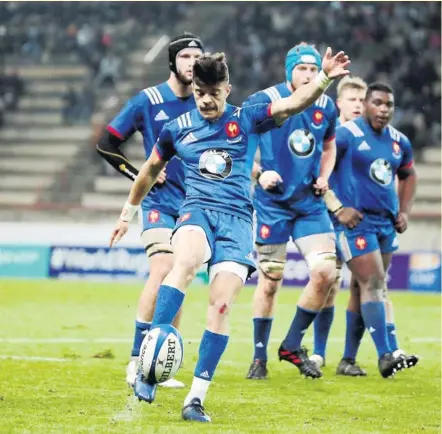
[139, 324, 184, 384]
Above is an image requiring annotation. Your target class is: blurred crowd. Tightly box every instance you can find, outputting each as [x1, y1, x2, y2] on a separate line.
[223, 1, 441, 150]
[0, 1, 189, 126]
[0, 2, 187, 66]
[0, 1, 440, 149]
[0, 67, 24, 127]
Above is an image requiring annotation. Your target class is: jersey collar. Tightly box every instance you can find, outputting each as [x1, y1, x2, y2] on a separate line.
[197, 103, 235, 124]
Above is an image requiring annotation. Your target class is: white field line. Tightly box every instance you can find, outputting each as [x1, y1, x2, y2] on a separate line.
[0, 337, 439, 344]
[0, 355, 67, 362]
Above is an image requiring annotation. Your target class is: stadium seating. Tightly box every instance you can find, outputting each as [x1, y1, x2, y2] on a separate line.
[413, 148, 441, 218]
[0, 2, 439, 223]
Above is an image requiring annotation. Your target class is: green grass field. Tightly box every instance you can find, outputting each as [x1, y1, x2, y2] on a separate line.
[0, 280, 440, 433]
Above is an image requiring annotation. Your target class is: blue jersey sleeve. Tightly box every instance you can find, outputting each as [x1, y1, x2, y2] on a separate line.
[242, 91, 271, 108]
[325, 101, 338, 142]
[241, 92, 274, 162]
[335, 125, 352, 162]
[399, 134, 414, 169]
[153, 124, 175, 161]
[108, 92, 147, 139]
[240, 103, 276, 134]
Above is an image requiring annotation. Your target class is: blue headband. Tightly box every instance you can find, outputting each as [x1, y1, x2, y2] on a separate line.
[285, 45, 322, 82]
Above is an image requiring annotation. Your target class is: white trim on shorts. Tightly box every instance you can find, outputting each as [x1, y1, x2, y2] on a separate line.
[209, 261, 249, 285]
[172, 226, 249, 284]
[338, 231, 353, 263]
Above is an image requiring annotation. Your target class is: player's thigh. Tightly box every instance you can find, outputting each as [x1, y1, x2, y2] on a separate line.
[338, 227, 385, 283]
[378, 222, 399, 257]
[210, 212, 256, 283]
[172, 209, 213, 269]
[209, 266, 246, 309]
[254, 201, 293, 245]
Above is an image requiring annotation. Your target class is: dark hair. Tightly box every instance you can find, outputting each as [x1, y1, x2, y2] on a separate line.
[193, 52, 229, 86]
[365, 82, 394, 100]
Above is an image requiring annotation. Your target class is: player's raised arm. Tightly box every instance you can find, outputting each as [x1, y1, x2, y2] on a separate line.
[270, 47, 350, 125]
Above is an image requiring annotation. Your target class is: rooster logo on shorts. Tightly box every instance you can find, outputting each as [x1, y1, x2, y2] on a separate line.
[355, 236, 367, 250]
[180, 213, 191, 223]
[148, 210, 160, 223]
[260, 225, 271, 240]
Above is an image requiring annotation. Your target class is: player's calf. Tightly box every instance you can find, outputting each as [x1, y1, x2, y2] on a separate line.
[207, 268, 244, 334]
[311, 262, 342, 363]
[184, 267, 245, 415]
[248, 256, 285, 379]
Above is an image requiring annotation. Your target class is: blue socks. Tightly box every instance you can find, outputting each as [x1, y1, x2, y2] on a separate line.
[253, 318, 273, 361]
[361, 301, 390, 358]
[313, 306, 335, 358]
[131, 320, 152, 357]
[131, 284, 184, 357]
[343, 310, 365, 360]
[387, 323, 399, 352]
[282, 306, 319, 352]
[194, 330, 229, 381]
[151, 284, 185, 328]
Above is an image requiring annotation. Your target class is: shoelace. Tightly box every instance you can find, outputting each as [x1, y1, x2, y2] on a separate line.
[192, 402, 206, 416]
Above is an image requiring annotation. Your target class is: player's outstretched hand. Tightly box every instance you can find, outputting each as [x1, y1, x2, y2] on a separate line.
[321, 47, 351, 80]
[335, 207, 363, 229]
[395, 212, 408, 233]
[313, 177, 329, 196]
[110, 219, 129, 247]
[156, 168, 167, 185]
[259, 170, 283, 190]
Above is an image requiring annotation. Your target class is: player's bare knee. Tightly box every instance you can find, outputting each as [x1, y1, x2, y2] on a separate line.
[149, 256, 174, 283]
[363, 275, 385, 303]
[382, 277, 389, 300]
[325, 264, 342, 303]
[308, 253, 337, 290]
[261, 274, 282, 297]
[172, 255, 201, 284]
[207, 297, 232, 331]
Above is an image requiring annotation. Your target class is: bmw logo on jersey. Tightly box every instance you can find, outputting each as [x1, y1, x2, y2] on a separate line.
[199, 149, 233, 180]
[288, 129, 316, 158]
[370, 158, 393, 186]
